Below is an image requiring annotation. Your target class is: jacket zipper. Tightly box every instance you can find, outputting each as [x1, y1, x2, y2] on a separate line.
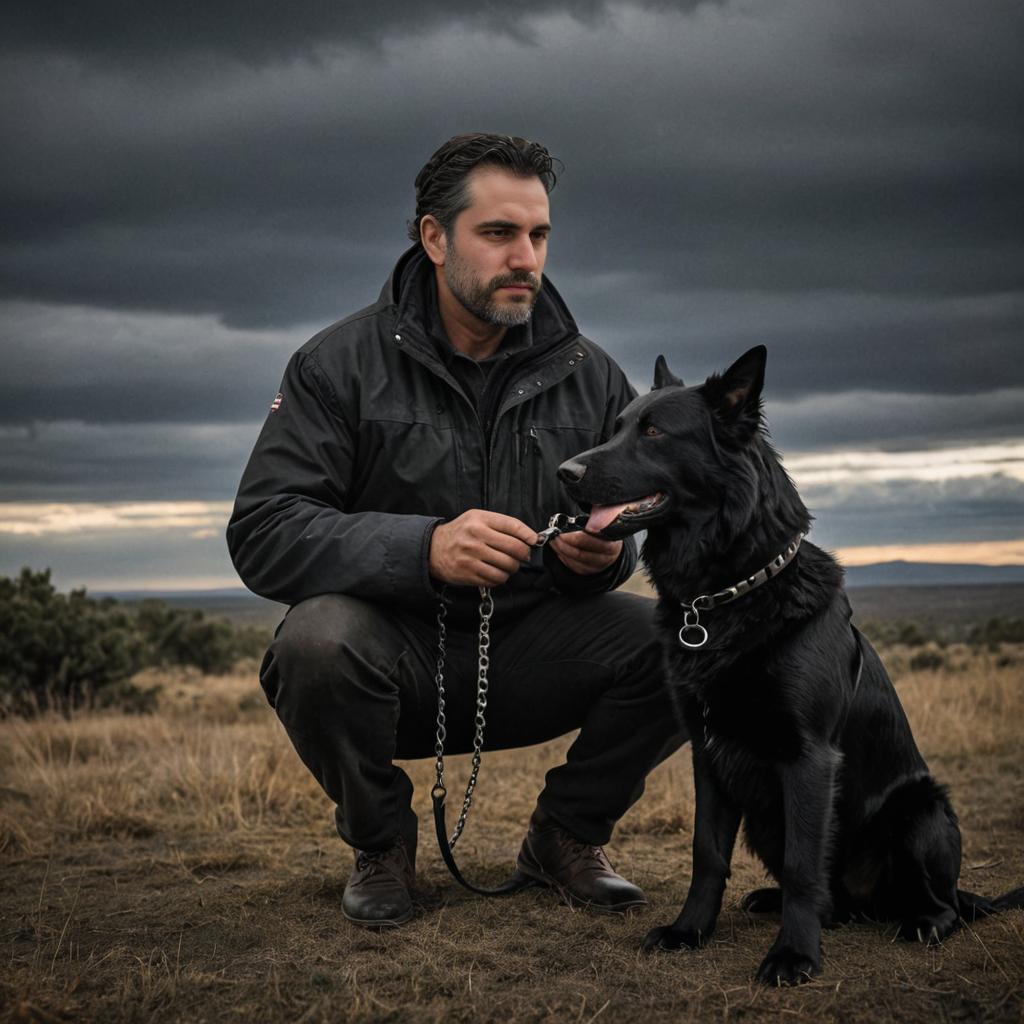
[484, 338, 583, 508]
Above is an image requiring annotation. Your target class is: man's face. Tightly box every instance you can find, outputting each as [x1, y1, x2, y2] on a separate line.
[442, 167, 551, 327]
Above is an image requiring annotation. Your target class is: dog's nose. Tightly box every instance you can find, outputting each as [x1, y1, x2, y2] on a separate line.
[557, 459, 587, 484]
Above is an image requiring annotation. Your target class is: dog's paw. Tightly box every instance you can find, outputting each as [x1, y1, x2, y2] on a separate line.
[741, 887, 783, 914]
[641, 924, 706, 953]
[898, 908, 958, 945]
[754, 946, 821, 987]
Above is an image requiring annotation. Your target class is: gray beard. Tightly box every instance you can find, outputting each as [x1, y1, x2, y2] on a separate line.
[443, 246, 539, 327]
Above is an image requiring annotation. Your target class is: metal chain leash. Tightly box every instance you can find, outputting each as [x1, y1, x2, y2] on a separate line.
[429, 511, 594, 893]
[433, 585, 493, 848]
[432, 512, 587, 851]
[432, 596, 449, 788]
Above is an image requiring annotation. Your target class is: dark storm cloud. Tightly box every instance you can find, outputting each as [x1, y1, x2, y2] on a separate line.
[766, 388, 1024, 453]
[2, 302, 305, 426]
[802, 474, 1024, 550]
[2, 0, 1020, 334]
[0, 420, 255, 502]
[0, 1, 716, 65]
[4, 294, 1023, 432]
[572, 287, 1024, 399]
[1, 0, 1022, 507]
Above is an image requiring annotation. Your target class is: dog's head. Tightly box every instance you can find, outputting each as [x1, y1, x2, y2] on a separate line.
[560, 345, 767, 539]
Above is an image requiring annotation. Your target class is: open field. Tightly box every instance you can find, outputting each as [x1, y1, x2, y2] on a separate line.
[132, 582, 1024, 636]
[2, 637, 1023, 1022]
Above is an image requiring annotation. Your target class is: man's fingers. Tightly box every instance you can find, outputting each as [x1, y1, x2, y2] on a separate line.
[550, 533, 622, 575]
[556, 547, 609, 571]
[480, 511, 540, 548]
[481, 526, 534, 564]
[557, 531, 621, 555]
[475, 542, 524, 576]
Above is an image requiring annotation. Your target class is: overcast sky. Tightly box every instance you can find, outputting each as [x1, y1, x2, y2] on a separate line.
[2, 0, 1022, 589]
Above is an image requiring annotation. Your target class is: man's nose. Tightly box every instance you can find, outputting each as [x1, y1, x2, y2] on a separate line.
[508, 233, 539, 271]
[557, 459, 587, 484]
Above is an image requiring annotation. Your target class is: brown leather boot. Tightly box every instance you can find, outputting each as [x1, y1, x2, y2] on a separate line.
[342, 836, 415, 928]
[515, 811, 647, 914]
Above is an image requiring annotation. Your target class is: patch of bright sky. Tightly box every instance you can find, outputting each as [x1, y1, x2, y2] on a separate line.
[836, 540, 1024, 566]
[784, 443, 1024, 486]
[0, 501, 233, 538]
[2, 440, 1023, 581]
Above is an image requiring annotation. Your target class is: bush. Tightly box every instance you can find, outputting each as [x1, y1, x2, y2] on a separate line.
[0, 569, 272, 716]
[135, 600, 241, 674]
[858, 617, 941, 648]
[967, 617, 1024, 646]
[0, 569, 150, 714]
[909, 648, 946, 672]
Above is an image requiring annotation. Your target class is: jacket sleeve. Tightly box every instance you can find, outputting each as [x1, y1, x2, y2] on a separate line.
[540, 353, 640, 597]
[226, 350, 442, 607]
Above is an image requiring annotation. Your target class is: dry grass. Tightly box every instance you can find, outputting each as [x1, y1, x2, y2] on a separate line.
[1, 646, 1022, 1023]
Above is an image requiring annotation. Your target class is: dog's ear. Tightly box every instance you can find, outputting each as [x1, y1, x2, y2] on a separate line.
[702, 345, 766, 433]
[652, 355, 684, 391]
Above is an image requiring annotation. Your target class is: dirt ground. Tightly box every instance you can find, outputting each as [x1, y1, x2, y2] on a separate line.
[2, 645, 1022, 1023]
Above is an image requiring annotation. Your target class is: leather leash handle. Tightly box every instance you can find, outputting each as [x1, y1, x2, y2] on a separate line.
[431, 785, 533, 897]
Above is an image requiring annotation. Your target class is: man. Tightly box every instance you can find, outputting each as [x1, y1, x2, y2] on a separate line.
[227, 133, 684, 928]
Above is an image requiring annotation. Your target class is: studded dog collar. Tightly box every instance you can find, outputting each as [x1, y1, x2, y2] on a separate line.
[677, 533, 805, 649]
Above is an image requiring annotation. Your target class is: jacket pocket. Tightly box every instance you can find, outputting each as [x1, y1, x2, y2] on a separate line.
[518, 423, 601, 525]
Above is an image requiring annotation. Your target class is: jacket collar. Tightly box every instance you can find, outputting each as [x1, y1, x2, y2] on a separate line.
[381, 245, 580, 356]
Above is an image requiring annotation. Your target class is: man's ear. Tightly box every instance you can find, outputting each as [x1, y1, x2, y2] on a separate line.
[420, 215, 447, 267]
[652, 354, 684, 390]
[701, 345, 767, 428]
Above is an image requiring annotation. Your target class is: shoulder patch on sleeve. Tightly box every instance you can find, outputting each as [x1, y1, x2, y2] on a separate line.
[270, 392, 283, 412]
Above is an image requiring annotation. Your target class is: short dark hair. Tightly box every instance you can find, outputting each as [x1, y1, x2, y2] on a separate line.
[407, 133, 560, 243]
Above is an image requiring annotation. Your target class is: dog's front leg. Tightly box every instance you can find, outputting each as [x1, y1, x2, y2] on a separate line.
[643, 749, 740, 952]
[755, 743, 839, 986]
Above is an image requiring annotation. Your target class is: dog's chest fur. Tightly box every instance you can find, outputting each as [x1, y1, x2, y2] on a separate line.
[675, 648, 805, 792]
[655, 580, 835, 808]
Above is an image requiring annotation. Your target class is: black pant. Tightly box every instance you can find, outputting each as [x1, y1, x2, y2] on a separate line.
[259, 590, 686, 851]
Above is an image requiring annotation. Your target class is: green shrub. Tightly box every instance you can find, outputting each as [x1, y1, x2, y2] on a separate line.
[967, 617, 1024, 646]
[0, 568, 149, 714]
[858, 617, 940, 648]
[0, 569, 272, 716]
[909, 648, 946, 672]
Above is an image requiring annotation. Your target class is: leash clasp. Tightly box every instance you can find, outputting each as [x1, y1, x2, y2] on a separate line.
[534, 512, 590, 547]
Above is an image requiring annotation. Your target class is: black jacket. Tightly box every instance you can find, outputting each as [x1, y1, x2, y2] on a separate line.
[227, 247, 638, 619]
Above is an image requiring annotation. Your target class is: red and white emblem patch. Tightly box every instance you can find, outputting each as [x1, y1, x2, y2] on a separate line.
[270, 392, 283, 412]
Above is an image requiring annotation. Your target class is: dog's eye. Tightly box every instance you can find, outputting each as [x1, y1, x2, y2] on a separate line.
[643, 424, 661, 438]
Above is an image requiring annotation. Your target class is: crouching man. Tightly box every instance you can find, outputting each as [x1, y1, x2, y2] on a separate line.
[227, 133, 685, 927]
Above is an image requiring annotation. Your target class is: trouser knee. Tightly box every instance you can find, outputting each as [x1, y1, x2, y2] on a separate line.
[259, 593, 401, 729]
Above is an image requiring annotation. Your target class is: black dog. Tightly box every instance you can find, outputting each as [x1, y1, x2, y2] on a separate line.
[559, 346, 1023, 986]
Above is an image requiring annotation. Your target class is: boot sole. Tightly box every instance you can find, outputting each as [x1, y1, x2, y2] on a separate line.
[342, 906, 414, 929]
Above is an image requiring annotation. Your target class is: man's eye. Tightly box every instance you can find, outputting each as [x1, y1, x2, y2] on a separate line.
[643, 424, 661, 437]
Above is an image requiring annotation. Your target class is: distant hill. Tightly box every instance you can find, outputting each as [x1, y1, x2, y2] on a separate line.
[103, 589, 287, 629]
[98, 562, 1024, 607]
[844, 561, 1024, 587]
[94, 561, 1024, 633]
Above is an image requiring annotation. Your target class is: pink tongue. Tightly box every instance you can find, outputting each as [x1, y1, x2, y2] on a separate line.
[585, 503, 632, 534]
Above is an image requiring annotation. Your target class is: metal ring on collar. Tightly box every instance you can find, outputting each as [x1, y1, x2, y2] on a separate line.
[678, 623, 709, 648]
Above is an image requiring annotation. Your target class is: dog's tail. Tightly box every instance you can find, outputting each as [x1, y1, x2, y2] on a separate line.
[958, 886, 1024, 922]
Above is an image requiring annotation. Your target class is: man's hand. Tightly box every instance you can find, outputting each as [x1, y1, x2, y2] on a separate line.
[429, 509, 538, 587]
[549, 532, 623, 575]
